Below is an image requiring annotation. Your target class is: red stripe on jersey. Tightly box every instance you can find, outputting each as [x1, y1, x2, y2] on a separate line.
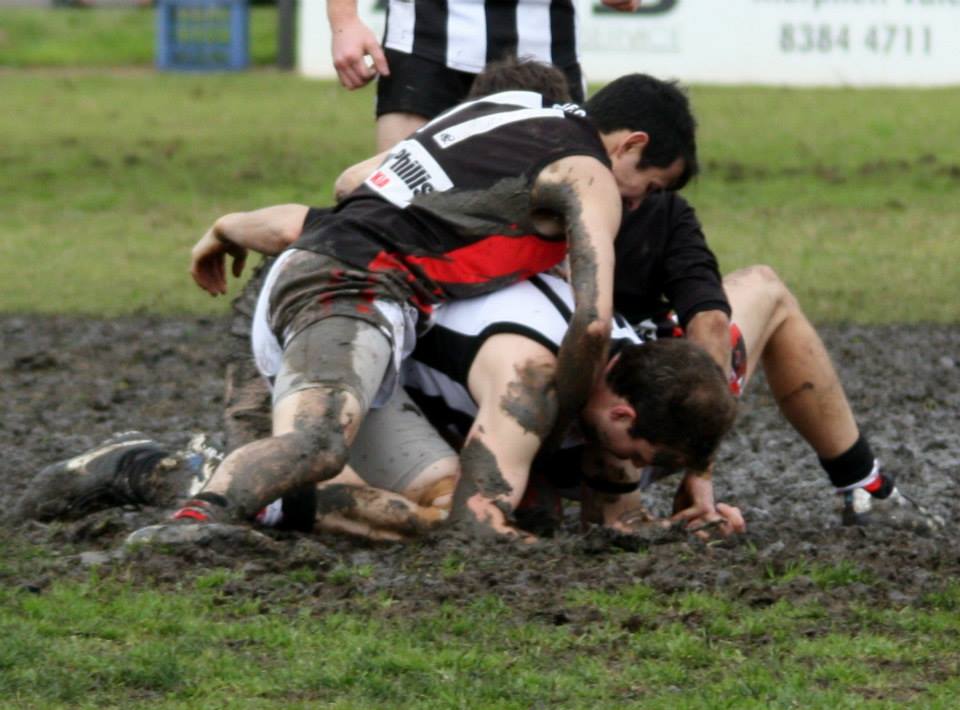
[369, 234, 567, 287]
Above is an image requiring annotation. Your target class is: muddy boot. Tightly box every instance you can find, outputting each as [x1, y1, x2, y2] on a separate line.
[125, 521, 277, 551]
[841, 480, 945, 534]
[17, 432, 206, 521]
[125, 490, 264, 548]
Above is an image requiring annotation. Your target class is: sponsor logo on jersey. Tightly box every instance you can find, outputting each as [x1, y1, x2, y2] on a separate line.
[365, 139, 453, 208]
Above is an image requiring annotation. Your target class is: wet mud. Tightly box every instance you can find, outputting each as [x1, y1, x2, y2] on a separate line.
[2, 315, 959, 623]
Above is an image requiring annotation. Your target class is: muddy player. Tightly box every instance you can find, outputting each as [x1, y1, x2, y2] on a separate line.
[171, 73, 699, 532]
[398, 272, 741, 536]
[208, 56, 581, 458]
[192, 188, 938, 535]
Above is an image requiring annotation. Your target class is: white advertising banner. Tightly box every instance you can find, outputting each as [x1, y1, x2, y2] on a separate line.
[300, 0, 960, 86]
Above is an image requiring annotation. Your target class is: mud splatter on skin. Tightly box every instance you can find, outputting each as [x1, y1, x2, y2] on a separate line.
[225, 390, 349, 518]
[413, 176, 539, 238]
[314, 484, 360, 515]
[449, 438, 515, 537]
[532, 179, 609, 450]
[459, 439, 513, 501]
[499, 361, 558, 438]
[315, 484, 440, 536]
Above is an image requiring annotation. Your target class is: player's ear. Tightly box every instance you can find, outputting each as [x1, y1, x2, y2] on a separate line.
[620, 131, 649, 159]
[609, 403, 637, 424]
[602, 353, 622, 375]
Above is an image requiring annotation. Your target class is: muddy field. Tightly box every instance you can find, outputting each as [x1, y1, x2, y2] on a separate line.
[2, 315, 959, 618]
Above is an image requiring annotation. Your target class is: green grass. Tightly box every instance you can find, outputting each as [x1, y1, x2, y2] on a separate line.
[1, 71, 958, 321]
[2, 570, 959, 708]
[0, 72, 373, 314]
[0, 7, 280, 66]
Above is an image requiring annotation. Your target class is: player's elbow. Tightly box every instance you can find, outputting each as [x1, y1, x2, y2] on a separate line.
[333, 170, 353, 202]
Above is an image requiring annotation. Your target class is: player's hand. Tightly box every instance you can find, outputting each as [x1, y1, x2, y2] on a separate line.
[330, 19, 390, 89]
[190, 228, 247, 295]
[670, 472, 746, 538]
[601, 0, 642, 11]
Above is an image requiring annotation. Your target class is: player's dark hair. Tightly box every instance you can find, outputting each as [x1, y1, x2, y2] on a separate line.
[468, 56, 573, 102]
[605, 339, 736, 471]
[585, 73, 699, 189]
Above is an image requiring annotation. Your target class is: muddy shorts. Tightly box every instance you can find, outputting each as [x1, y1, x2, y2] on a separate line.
[252, 249, 420, 409]
[349, 383, 455, 491]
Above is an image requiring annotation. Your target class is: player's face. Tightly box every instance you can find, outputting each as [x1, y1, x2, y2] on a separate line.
[612, 155, 686, 212]
[602, 427, 685, 470]
[583, 409, 687, 471]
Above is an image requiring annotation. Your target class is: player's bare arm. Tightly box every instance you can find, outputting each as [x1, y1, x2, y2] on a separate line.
[579, 447, 653, 532]
[452, 334, 559, 537]
[670, 468, 746, 536]
[580, 449, 746, 538]
[531, 155, 618, 446]
[191, 204, 308, 295]
[684, 309, 732, 372]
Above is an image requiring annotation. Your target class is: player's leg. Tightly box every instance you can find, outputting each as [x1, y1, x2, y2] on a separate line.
[723, 264, 859, 459]
[723, 265, 939, 529]
[309, 387, 459, 540]
[177, 315, 393, 523]
[376, 114, 429, 152]
[16, 431, 220, 521]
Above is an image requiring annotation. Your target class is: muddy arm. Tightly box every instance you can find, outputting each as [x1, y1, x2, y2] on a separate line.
[531, 155, 619, 450]
[451, 334, 559, 537]
[191, 204, 309, 295]
[312, 482, 448, 542]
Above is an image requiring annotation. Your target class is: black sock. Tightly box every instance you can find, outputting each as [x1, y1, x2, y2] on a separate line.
[819, 434, 875, 490]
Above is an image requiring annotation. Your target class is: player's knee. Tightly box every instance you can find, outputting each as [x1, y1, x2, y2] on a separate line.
[733, 264, 796, 316]
[284, 427, 351, 485]
[413, 461, 460, 510]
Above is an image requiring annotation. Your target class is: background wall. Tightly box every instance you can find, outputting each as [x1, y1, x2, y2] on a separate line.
[300, 0, 960, 86]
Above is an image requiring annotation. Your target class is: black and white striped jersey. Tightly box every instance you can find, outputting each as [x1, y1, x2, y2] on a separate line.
[383, 0, 579, 74]
[403, 273, 643, 439]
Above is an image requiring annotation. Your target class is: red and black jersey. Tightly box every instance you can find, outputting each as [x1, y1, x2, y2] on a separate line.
[292, 91, 609, 313]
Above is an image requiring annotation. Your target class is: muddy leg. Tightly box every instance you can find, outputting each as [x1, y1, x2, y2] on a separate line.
[313, 481, 449, 540]
[199, 318, 393, 520]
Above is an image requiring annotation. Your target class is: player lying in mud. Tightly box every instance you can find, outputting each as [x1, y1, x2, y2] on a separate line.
[19, 203, 937, 540]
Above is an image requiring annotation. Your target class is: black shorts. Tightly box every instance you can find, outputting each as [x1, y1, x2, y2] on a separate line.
[376, 48, 585, 120]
